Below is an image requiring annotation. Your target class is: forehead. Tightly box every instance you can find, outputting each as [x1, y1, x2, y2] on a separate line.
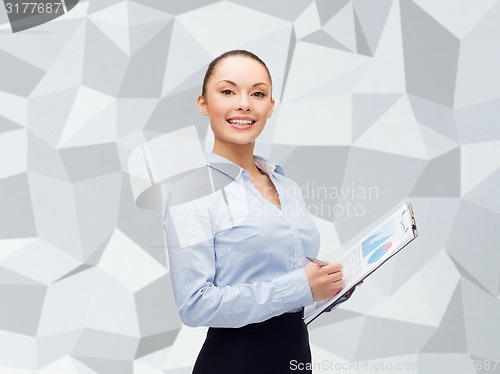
[211, 56, 271, 84]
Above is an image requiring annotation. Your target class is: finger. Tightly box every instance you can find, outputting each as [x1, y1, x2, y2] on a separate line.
[325, 263, 343, 274]
[331, 279, 345, 292]
[329, 271, 344, 283]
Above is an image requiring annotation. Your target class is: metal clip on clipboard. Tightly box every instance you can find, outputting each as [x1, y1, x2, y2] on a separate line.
[400, 203, 418, 237]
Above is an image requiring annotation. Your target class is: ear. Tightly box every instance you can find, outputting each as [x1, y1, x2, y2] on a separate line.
[267, 97, 275, 119]
[197, 95, 209, 116]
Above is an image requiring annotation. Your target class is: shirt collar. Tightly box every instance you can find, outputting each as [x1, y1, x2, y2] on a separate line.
[201, 152, 284, 180]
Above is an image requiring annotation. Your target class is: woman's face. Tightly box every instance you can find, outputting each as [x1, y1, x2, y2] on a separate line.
[198, 56, 275, 146]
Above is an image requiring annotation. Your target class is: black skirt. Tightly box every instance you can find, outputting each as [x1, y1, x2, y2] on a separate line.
[192, 310, 311, 374]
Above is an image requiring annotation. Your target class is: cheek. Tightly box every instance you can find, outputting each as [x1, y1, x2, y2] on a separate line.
[209, 100, 231, 121]
[257, 102, 272, 118]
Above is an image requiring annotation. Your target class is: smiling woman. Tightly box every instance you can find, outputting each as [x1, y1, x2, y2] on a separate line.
[197, 52, 275, 150]
[163, 50, 350, 374]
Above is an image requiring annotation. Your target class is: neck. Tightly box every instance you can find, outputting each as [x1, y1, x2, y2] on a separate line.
[211, 138, 261, 178]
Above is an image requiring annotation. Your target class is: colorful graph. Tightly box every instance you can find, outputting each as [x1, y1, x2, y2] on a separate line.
[362, 219, 394, 264]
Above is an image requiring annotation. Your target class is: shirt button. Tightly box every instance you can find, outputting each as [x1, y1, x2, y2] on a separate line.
[296, 261, 302, 268]
[291, 226, 297, 231]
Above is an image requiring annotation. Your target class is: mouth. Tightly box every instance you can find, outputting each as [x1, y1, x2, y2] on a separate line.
[226, 118, 256, 127]
[226, 117, 256, 130]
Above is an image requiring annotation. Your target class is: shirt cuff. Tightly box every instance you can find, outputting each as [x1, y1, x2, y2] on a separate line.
[273, 268, 314, 312]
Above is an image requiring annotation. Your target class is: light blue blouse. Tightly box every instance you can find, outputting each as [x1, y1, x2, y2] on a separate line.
[163, 152, 323, 328]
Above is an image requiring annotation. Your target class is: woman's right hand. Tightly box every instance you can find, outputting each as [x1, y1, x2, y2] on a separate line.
[304, 261, 344, 302]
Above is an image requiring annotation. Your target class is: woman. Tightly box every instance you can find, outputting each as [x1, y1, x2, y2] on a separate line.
[164, 50, 352, 373]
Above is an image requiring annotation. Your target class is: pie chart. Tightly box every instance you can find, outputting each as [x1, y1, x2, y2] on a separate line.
[362, 220, 394, 264]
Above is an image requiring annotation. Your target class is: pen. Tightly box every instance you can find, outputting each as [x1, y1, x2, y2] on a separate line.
[306, 256, 328, 266]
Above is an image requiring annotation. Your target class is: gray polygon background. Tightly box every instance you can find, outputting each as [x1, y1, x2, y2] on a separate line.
[1, 0, 499, 373]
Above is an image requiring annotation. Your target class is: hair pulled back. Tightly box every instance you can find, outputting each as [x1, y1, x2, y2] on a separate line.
[201, 49, 272, 97]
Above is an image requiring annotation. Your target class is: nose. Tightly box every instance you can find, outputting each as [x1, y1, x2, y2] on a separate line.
[237, 95, 251, 112]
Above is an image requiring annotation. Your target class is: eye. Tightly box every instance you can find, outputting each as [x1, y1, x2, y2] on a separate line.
[221, 89, 234, 95]
[253, 91, 266, 98]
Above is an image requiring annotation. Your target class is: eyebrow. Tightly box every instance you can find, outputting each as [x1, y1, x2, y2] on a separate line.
[217, 80, 269, 88]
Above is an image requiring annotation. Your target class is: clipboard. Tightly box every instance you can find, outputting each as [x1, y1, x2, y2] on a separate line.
[304, 203, 419, 325]
[401, 203, 418, 237]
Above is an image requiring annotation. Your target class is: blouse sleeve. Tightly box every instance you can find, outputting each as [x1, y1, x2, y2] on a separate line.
[163, 193, 314, 328]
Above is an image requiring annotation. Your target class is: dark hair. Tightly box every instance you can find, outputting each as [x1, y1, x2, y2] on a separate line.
[201, 49, 272, 97]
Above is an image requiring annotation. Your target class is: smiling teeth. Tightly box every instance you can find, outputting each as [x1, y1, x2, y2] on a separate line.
[228, 120, 254, 126]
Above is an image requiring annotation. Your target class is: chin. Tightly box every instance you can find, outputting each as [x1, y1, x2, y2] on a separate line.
[213, 127, 263, 146]
[224, 136, 257, 146]
[213, 132, 257, 146]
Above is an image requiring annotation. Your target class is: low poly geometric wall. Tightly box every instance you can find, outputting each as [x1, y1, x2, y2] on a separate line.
[0, 0, 499, 372]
